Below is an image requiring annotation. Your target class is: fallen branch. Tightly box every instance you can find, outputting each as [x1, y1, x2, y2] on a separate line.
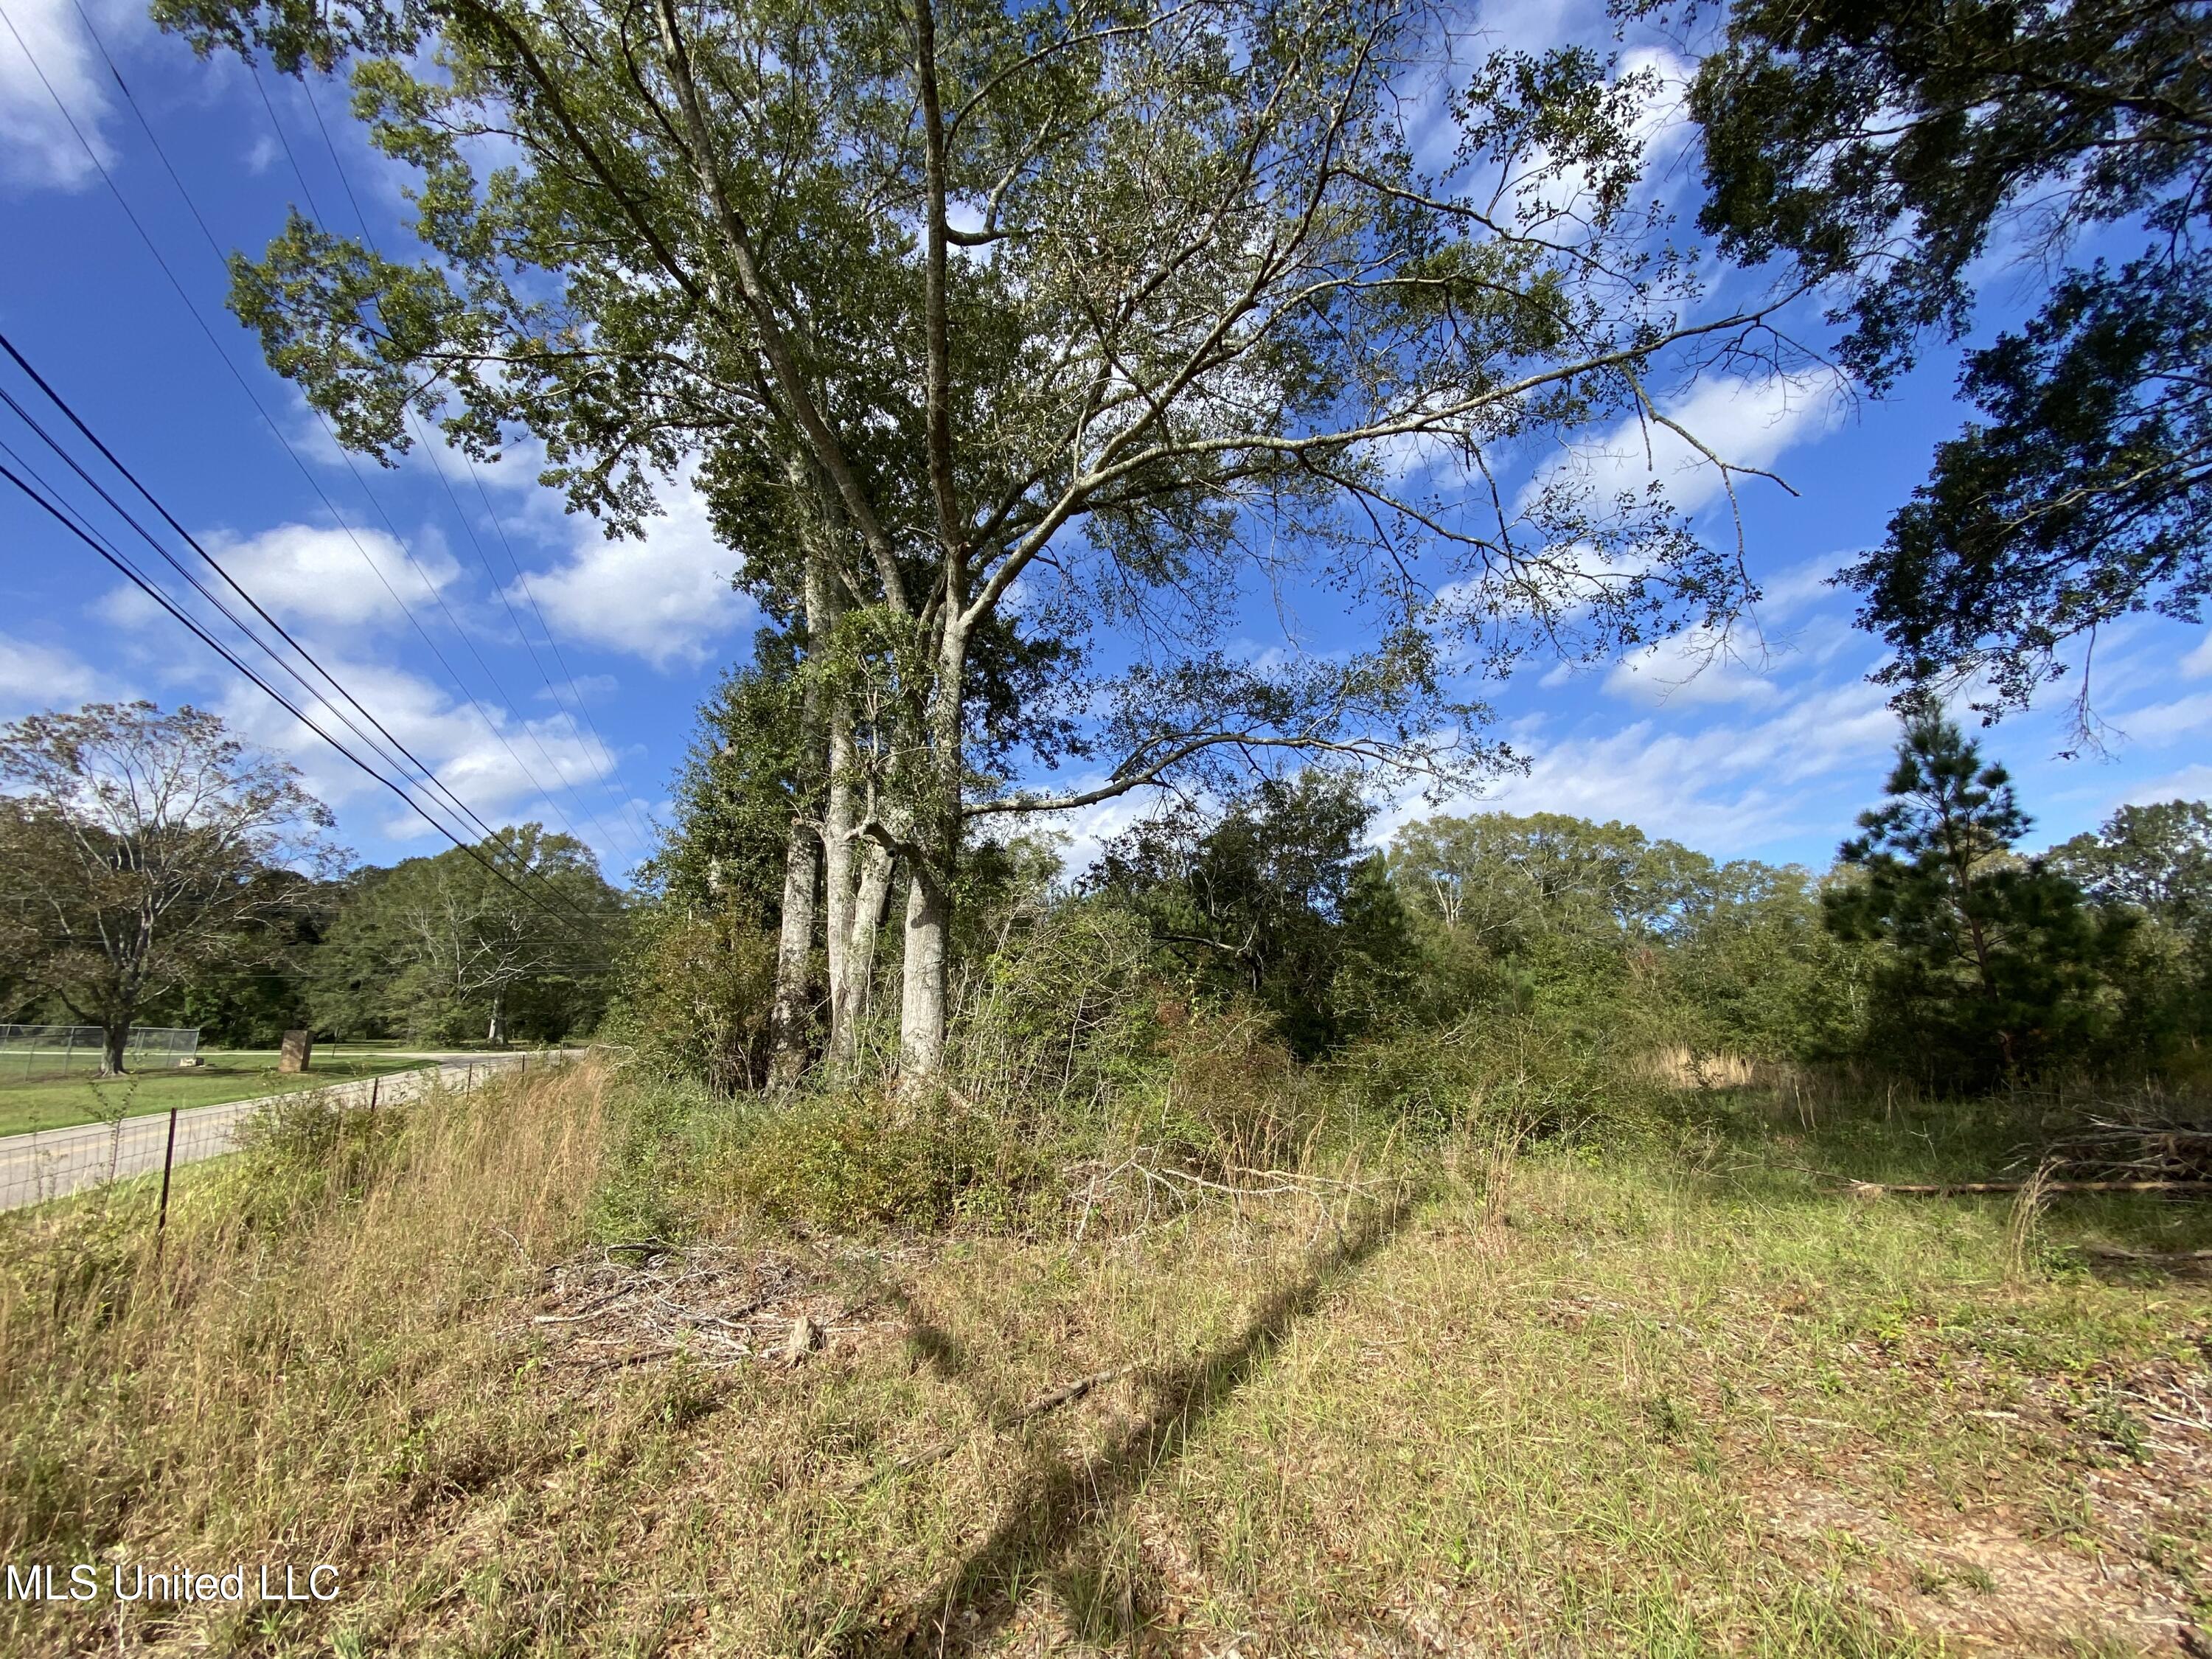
[2079, 1245, 2212, 1266]
[888, 1362, 1144, 1478]
[1851, 1179, 2212, 1198]
[1000, 1363, 1140, 1428]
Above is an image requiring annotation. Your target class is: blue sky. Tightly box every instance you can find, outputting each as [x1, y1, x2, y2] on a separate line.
[1, 0, 2205, 885]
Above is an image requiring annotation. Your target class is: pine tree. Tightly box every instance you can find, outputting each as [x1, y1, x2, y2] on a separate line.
[1823, 712, 2126, 1087]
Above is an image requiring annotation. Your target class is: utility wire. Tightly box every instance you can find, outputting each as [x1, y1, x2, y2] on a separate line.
[0, 448, 601, 936]
[0, 341, 515, 860]
[0, 0, 608, 916]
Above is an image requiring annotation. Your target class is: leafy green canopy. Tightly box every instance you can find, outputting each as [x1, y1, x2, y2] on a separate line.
[1084, 771, 1411, 1057]
[2050, 798, 2212, 1060]
[0, 703, 343, 1066]
[159, 0, 1804, 808]
[1682, 0, 2212, 716]
[1388, 809, 1857, 1059]
[312, 823, 622, 1043]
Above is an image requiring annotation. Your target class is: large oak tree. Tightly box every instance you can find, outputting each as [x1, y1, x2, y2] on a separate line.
[167, 0, 1808, 1079]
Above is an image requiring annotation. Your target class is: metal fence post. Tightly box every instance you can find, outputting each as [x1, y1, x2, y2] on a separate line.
[154, 1107, 179, 1257]
[369, 1074, 380, 1110]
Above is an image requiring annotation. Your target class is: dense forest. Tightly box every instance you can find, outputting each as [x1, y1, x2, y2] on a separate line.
[6, 695, 2205, 1088]
[612, 664, 2211, 1106]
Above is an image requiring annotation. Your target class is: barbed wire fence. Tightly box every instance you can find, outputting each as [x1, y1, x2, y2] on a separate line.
[0, 1050, 581, 1222]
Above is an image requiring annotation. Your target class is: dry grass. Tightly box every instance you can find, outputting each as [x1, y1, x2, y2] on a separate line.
[2, 1062, 2209, 1657]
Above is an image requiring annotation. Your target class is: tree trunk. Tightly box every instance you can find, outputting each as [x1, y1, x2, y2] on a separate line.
[832, 841, 895, 1065]
[899, 863, 950, 1080]
[897, 622, 967, 1084]
[768, 818, 820, 1085]
[804, 511, 854, 1071]
[767, 526, 835, 1085]
[487, 992, 506, 1046]
[100, 1021, 128, 1077]
[823, 699, 860, 1054]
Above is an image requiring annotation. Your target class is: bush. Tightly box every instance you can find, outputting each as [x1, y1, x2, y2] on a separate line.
[710, 1091, 1052, 1232]
[1324, 1013, 1666, 1150]
[603, 903, 780, 1093]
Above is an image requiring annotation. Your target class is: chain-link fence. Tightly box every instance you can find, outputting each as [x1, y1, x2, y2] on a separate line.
[0, 1050, 578, 1216]
[0, 1024, 201, 1081]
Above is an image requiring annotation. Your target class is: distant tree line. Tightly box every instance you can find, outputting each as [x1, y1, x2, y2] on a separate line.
[621, 655, 2210, 1096]
[0, 703, 623, 1068]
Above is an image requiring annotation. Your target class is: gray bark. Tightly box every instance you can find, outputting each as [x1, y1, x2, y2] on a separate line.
[832, 841, 894, 1065]
[768, 818, 820, 1084]
[897, 619, 967, 1082]
[898, 863, 949, 1079]
[822, 702, 859, 1053]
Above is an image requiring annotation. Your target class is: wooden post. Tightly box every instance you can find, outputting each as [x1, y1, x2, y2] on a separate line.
[154, 1107, 179, 1257]
[369, 1075, 380, 1110]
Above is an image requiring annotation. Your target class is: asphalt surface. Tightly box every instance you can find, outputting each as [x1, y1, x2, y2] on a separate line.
[0, 1051, 574, 1213]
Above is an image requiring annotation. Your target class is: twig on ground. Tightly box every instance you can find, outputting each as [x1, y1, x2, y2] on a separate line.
[1850, 1179, 2212, 1197]
[999, 1363, 1140, 1427]
[887, 1360, 1145, 1478]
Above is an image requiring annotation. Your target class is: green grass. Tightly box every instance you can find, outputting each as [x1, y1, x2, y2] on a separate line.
[0, 1065, 2205, 1656]
[0, 1051, 429, 1137]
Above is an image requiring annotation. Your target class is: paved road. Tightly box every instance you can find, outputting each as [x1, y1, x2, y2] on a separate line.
[0, 1051, 577, 1214]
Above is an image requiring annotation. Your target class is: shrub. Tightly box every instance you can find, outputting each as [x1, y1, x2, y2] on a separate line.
[709, 1091, 1048, 1232]
[603, 903, 780, 1093]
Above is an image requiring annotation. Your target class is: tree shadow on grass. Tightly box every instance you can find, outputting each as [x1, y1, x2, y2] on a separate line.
[841, 1196, 1416, 1658]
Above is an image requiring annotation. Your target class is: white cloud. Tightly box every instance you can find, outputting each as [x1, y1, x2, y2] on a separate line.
[535, 673, 618, 709]
[0, 632, 98, 712]
[520, 475, 753, 670]
[195, 523, 462, 630]
[1467, 675, 1898, 852]
[209, 650, 637, 860]
[0, 0, 116, 192]
[2182, 633, 2212, 680]
[2118, 765, 2212, 809]
[2108, 689, 2212, 748]
[1530, 371, 1845, 521]
[1603, 622, 1780, 708]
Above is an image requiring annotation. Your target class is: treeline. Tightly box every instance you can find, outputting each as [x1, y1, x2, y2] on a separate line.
[1, 703, 623, 1065]
[619, 680, 2211, 1097]
[151, 821, 623, 1049]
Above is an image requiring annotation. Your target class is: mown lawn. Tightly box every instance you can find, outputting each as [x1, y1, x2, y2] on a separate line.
[1, 1063, 2205, 1655]
[0, 1051, 429, 1137]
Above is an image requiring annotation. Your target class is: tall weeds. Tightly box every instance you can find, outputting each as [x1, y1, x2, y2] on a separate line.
[0, 1063, 608, 1599]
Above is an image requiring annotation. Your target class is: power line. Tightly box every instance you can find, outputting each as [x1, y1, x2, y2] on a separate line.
[291, 64, 661, 860]
[0, 0, 620, 887]
[0, 341, 514, 859]
[0, 334, 595, 920]
[0, 450, 602, 939]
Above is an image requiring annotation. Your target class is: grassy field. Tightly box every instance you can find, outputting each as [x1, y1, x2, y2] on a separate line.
[0, 1061, 2205, 1655]
[0, 1051, 431, 1138]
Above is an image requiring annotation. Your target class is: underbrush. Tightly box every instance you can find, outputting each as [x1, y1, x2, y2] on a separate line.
[592, 1004, 1680, 1244]
[0, 1061, 610, 1649]
[3, 1031, 2206, 1656]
